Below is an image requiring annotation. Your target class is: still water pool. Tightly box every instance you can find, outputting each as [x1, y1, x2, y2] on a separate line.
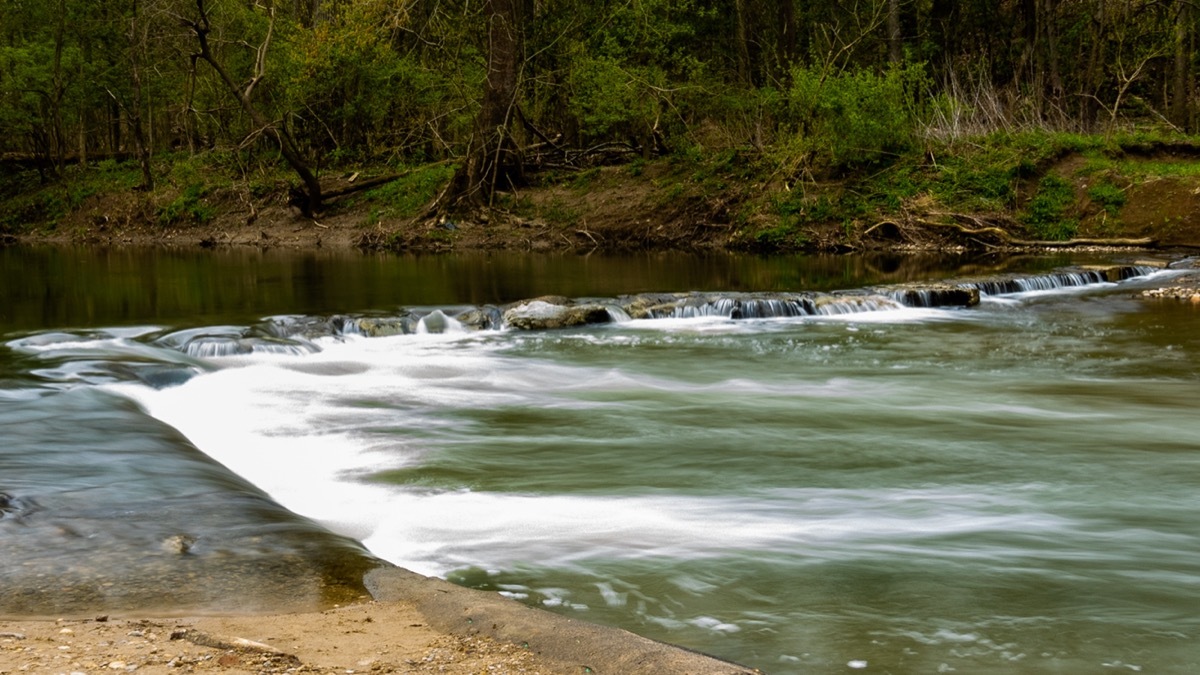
[2, 246, 1199, 673]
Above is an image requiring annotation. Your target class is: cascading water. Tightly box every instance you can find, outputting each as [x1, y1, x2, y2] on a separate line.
[2, 254, 1196, 674]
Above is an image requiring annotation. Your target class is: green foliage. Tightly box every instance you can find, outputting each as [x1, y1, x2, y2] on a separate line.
[1022, 175, 1078, 241]
[159, 184, 216, 226]
[363, 164, 458, 220]
[753, 221, 807, 249]
[1086, 181, 1126, 215]
[2, 0, 1199, 244]
[570, 168, 602, 188]
[778, 63, 929, 171]
[0, 161, 142, 233]
[277, 16, 470, 160]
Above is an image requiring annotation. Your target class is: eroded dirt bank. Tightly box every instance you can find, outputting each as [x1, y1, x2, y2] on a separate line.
[7, 147, 1200, 255]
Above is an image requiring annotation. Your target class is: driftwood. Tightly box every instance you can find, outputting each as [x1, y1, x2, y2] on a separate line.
[894, 211, 1157, 248]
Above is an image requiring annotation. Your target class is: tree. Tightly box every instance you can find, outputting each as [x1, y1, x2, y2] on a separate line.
[1170, 0, 1193, 130]
[441, 0, 524, 210]
[183, 0, 323, 215]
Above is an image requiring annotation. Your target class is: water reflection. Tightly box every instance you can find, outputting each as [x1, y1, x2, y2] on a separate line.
[1, 245, 1075, 332]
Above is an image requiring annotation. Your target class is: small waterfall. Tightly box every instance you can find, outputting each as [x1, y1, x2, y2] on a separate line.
[152, 263, 1165, 347]
[1108, 264, 1160, 280]
[181, 337, 320, 358]
[416, 309, 463, 334]
[813, 295, 905, 315]
[646, 298, 741, 319]
[637, 293, 905, 320]
[247, 338, 321, 356]
[604, 304, 633, 322]
[731, 298, 817, 319]
[886, 286, 980, 308]
[967, 271, 1108, 296]
[963, 265, 1156, 297]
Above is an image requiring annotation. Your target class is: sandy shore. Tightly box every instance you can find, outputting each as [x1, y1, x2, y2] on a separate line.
[0, 568, 757, 675]
[0, 602, 542, 674]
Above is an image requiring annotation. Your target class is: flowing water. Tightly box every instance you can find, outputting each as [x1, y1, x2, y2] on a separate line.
[2, 246, 1199, 673]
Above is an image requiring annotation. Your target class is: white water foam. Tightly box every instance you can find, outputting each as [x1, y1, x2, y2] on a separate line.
[107, 331, 1079, 577]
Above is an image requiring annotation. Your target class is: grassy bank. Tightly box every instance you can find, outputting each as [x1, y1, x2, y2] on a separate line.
[3, 130, 1200, 252]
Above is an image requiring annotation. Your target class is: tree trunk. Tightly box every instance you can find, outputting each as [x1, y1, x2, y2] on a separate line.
[887, 0, 902, 63]
[776, 0, 797, 74]
[50, 0, 67, 173]
[735, 0, 753, 84]
[1012, 0, 1038, 107]
[129, 0, 153, 190]
[78, 114, 87, 167]
[1171, 0, 1191, 129]
[1082, 0, 1108, 128]
[442, 0, 524, 210]
[1040, 0, 1065, 114]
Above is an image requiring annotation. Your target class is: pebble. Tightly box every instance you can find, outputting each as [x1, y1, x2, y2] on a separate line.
[1140, 286, 1200, 301]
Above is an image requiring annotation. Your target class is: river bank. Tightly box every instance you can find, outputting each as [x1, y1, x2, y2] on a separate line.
[4, 134, 1200, 255]
[0, 567, 754, 675]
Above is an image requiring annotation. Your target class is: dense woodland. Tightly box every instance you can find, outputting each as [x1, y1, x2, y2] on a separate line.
[1, 0, 1198, 245]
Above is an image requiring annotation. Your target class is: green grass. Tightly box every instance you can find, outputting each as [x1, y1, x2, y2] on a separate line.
[362, 163, 457, 218]
[1115, 158, 1200, 179]
[1022, 175, 1078, 240]
[1086, 181, 1126, 215]
[158, 183, 216, 225]
[0, 160, 142, 233]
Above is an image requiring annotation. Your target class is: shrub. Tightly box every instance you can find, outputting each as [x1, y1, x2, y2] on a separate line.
[778, 62, 929, 171]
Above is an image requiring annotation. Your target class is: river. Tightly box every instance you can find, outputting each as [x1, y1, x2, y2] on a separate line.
[2, 246, 1198, 673]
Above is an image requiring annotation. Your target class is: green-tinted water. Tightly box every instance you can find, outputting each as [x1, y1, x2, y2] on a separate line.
[2, 246, 1198, 672]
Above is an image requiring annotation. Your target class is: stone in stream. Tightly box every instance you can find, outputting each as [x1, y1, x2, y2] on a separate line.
[882, 283, 980, 308]
[503, 299, 614, 330]
[350, 315, 417, 337]
[0, 492, 37, 520]
[455, 306, 504, 331]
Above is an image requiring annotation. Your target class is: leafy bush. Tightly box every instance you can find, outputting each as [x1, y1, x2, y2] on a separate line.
[778, 62, 929, 170]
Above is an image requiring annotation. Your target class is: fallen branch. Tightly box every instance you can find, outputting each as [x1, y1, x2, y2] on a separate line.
[917, 217, 1013, 240]
[323, 160, 455, 203]
[917, 212, 1155, 248]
